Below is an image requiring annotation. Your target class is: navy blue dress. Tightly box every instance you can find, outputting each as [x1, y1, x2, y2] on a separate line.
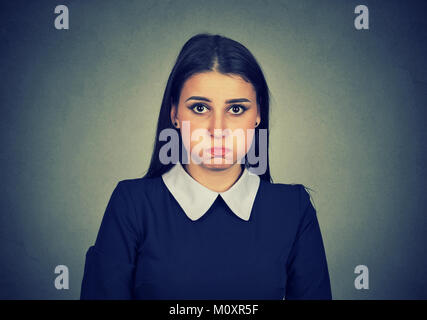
[80, 176, 332, 299]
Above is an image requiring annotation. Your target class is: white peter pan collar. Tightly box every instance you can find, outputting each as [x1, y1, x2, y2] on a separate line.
[161, 161, 260, 221]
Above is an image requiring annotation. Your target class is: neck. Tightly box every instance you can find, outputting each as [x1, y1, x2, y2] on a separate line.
[183, 162, 243, 193]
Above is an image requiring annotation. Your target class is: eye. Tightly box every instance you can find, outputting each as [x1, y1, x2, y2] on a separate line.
[228, 104, 247, 115]
[190, 103, 209, 114]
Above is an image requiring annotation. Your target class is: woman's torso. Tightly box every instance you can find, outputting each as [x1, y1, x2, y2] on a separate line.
[126, 176, 302, 299]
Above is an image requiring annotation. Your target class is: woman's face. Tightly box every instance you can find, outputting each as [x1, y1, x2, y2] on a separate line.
[171, 71, 260, 170]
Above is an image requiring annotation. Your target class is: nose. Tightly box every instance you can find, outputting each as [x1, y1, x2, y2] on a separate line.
[209, 113, 228, 139]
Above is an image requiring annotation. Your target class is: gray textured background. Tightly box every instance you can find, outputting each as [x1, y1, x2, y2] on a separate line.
[1, 0, 426, 299]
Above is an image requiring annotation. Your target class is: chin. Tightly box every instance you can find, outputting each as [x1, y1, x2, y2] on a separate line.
[201, 158, 236, 171]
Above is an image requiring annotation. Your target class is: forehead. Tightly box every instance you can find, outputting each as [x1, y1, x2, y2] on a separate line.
[180, 71, 256, 102]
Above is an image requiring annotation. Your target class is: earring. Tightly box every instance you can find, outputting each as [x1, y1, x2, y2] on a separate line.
[255, 121, 258, 127]
[174, 121, 178, 127]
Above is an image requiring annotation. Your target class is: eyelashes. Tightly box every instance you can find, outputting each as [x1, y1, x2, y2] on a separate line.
[188, 103, 248, 115]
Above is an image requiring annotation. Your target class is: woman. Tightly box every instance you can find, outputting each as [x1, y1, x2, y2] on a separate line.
[80, 33, 332, 300]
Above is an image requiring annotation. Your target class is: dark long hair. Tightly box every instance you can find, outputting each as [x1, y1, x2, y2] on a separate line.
[142, 33, 273, 183]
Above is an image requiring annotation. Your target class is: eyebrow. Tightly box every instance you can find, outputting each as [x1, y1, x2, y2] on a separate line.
[184, 96, 251, 104]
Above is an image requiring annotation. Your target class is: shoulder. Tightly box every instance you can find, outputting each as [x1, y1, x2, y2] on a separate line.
[260, 180, 316, 216]
[115, 176, 163, 199]
[106, 177, 163, 228]
[261, 180, 310, 201]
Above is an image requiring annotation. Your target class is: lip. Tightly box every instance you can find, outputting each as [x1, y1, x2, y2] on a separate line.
[207, 147, 231, 156]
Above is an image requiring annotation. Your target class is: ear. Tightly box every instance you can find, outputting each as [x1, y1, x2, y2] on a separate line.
[170, 101, 179, 128]
[256, 113, 261, 128]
